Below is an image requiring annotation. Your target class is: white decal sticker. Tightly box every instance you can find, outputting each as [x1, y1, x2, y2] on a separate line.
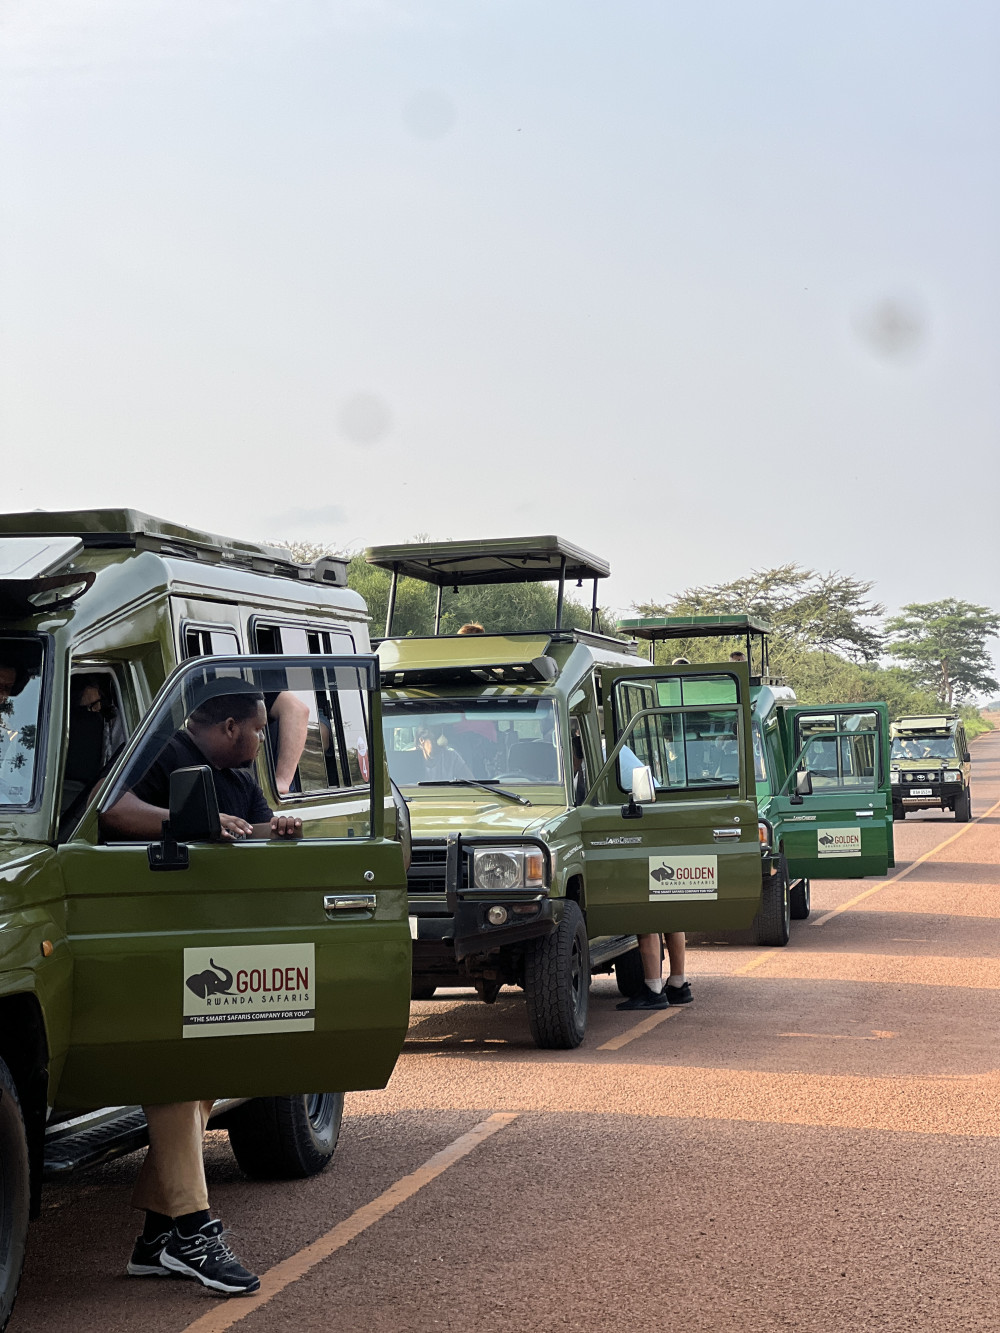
[648, 855, 718, 901]
[817, 827, 862, 858]
[183, 944, 315, 1038]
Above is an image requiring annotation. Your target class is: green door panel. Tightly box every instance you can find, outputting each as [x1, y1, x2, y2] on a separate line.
[583, 662, 762, 936]
[55, 837, 409, 1109]
[580, 799, 762, 936]
[768, 702, 894, 881]
[769, 794, 892, 880]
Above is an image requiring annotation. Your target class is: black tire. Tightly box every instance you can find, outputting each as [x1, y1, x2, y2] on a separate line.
[789, 878, 811, 920]
[411, 980, 437, 1000]
[0, 1057, 29, 1333]
[523, 901, 590, 1049]
[614, 946, 646, 998]
[892, 803, 904, 822]
[752, 862, 791, 946]
[227, 1093, 344, 1180]
[955, 788, 972, 822]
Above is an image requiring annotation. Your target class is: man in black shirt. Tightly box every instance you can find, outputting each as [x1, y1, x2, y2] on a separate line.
[102, 682, 300, 1296]
[103, 682, 300, 841]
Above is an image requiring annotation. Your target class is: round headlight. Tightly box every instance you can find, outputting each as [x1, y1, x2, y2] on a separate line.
[475, 851, 520, 890]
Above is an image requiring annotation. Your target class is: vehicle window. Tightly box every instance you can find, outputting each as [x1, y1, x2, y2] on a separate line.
[184, 628, 241, 657]
[569, 716, 589, 803]
[252, 623, 367, 793]
[891, 735, 958, 761]
[100, 658, 374, 841]
[752, 718, 767, 782]
[654, 675, 739, 707]
[382, 697, 561, 787]
[0, 636, 44, 807]
[795, 714, 878, 790]
[617, 706, 741, 791]
[61, 668, 129, 827]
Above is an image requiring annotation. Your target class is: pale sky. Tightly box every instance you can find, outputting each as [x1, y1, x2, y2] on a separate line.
[1, 1, 997, 637]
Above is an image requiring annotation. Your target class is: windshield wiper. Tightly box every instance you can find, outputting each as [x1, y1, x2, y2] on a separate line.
[417, 779, 532, 807]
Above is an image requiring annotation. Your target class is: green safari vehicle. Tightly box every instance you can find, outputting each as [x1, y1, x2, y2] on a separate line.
[367, 537, 779, 1051]
[0, 510, 410, 1329]
[890, 714, 972, 821]
[618, 615, 895, 930]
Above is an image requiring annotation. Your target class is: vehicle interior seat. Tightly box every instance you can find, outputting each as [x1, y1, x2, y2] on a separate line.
[505, 739, 559, 782]
[389, 748, 425, 786]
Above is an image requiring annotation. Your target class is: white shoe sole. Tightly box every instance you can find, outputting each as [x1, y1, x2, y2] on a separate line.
[126, 1261, 171, 1277]
[161, 1250, 260, 1295]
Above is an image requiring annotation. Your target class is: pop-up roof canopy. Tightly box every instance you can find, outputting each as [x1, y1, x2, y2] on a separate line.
[0, 509, 347, 587]
[365, 536, 610, 635]
[616, 613, 773, 677]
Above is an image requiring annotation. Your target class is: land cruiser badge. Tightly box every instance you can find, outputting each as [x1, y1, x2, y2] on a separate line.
[182, 943, 315, 1038]
[648, 856, 718, 901]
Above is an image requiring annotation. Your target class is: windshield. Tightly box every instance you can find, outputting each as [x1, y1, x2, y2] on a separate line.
[892, 735, 957, 761]
[382, 697, 562, 788]
[0, 636, 45, 807]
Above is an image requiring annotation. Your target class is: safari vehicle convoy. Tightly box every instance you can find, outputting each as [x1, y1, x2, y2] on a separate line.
[618, 615, 896, 929]
[367, 537, 794, 1052]
[0, 510, 411, 1327]
[889, 714, 973, 822]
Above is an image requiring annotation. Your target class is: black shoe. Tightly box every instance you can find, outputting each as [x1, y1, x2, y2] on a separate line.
[126, 1230, 172, 1277]
[666, 981, 693, 1005]
[616, 985, 669, 1011]
[161, 1220, 261, 1295]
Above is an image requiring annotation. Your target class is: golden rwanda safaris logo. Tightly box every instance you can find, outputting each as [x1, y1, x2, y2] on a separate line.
[648, 856, 718, 901]
[182, 943, 315, 1038]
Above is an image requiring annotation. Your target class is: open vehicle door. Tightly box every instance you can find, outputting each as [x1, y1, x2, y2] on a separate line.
[55, 655, 410, 1108]
[578, 663, 764, 937]
[769, 704, 894, 881]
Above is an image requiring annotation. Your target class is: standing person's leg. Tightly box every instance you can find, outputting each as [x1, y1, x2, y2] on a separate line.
[128, 1100, 260, 1295]
[665, 932, 693, 1004]
[616, 934, 668, 1010]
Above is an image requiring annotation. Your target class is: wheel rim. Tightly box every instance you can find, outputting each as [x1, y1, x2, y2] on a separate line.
[570, 934, 589, 1025]
[305, 1094, 336, 1134]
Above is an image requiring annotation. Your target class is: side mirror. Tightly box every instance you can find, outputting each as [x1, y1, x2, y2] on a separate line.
[789, 769, 813, 804]
[622, 764, 654, 819]
[168, 766, 222, 841]
[964, 752, 971, 764]
[631, 765, 656, 804]
[148, 766, 220, 871]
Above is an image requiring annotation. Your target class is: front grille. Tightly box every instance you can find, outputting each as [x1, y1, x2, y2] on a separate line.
[407, 840, 448, 894]
[903, 772, 940, 784]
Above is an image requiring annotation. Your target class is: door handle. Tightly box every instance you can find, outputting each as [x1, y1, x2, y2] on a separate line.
[712, 827, 742, 840]
[324, 893, 377, 919]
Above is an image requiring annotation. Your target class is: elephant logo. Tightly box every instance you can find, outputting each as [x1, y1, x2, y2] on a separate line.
[819, 833, 835, 847]
[185, 958, 234, 1000]
[650, 865, 675, 883]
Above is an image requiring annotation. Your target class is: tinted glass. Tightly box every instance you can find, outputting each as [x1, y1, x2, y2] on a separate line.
[382, 698, 561, 787]
[0, 637, 44, 807]
[891, 735, 958, 761]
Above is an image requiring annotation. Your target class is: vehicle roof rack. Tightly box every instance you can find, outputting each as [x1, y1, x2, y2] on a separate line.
[0, 509, 347, 588]
[365, 535, 610, 636]
[616, 613, 773, 681]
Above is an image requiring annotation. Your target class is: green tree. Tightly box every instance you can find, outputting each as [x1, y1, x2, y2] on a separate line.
[885, 599, 1000, 705]
[635, 563, 885, 664]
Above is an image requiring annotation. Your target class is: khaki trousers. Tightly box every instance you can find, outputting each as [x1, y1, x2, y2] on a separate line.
[132, 1100, 215, 1217]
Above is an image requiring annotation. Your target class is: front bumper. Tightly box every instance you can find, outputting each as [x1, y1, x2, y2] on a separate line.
[894, 778, 964, 807]
[407, 834, 557, 962]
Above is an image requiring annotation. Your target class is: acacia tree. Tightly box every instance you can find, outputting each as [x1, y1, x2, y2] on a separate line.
[635, 563, 885, 662]
[885, 600, 999, 705]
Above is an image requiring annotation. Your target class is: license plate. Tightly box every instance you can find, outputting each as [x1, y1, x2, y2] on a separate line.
[408, 915, 419, 940]
[909, 787, 932, 796]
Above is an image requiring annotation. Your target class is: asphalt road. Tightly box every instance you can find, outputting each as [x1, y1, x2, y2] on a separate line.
[13, 725, 1000, 1332]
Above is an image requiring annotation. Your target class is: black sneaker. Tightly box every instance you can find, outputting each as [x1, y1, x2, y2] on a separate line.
[161, 1219, 260, 1295]
[616, 985, 669, 1011]
[666, 981, 693, 1005]
[126, 1230, 172, 1277]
